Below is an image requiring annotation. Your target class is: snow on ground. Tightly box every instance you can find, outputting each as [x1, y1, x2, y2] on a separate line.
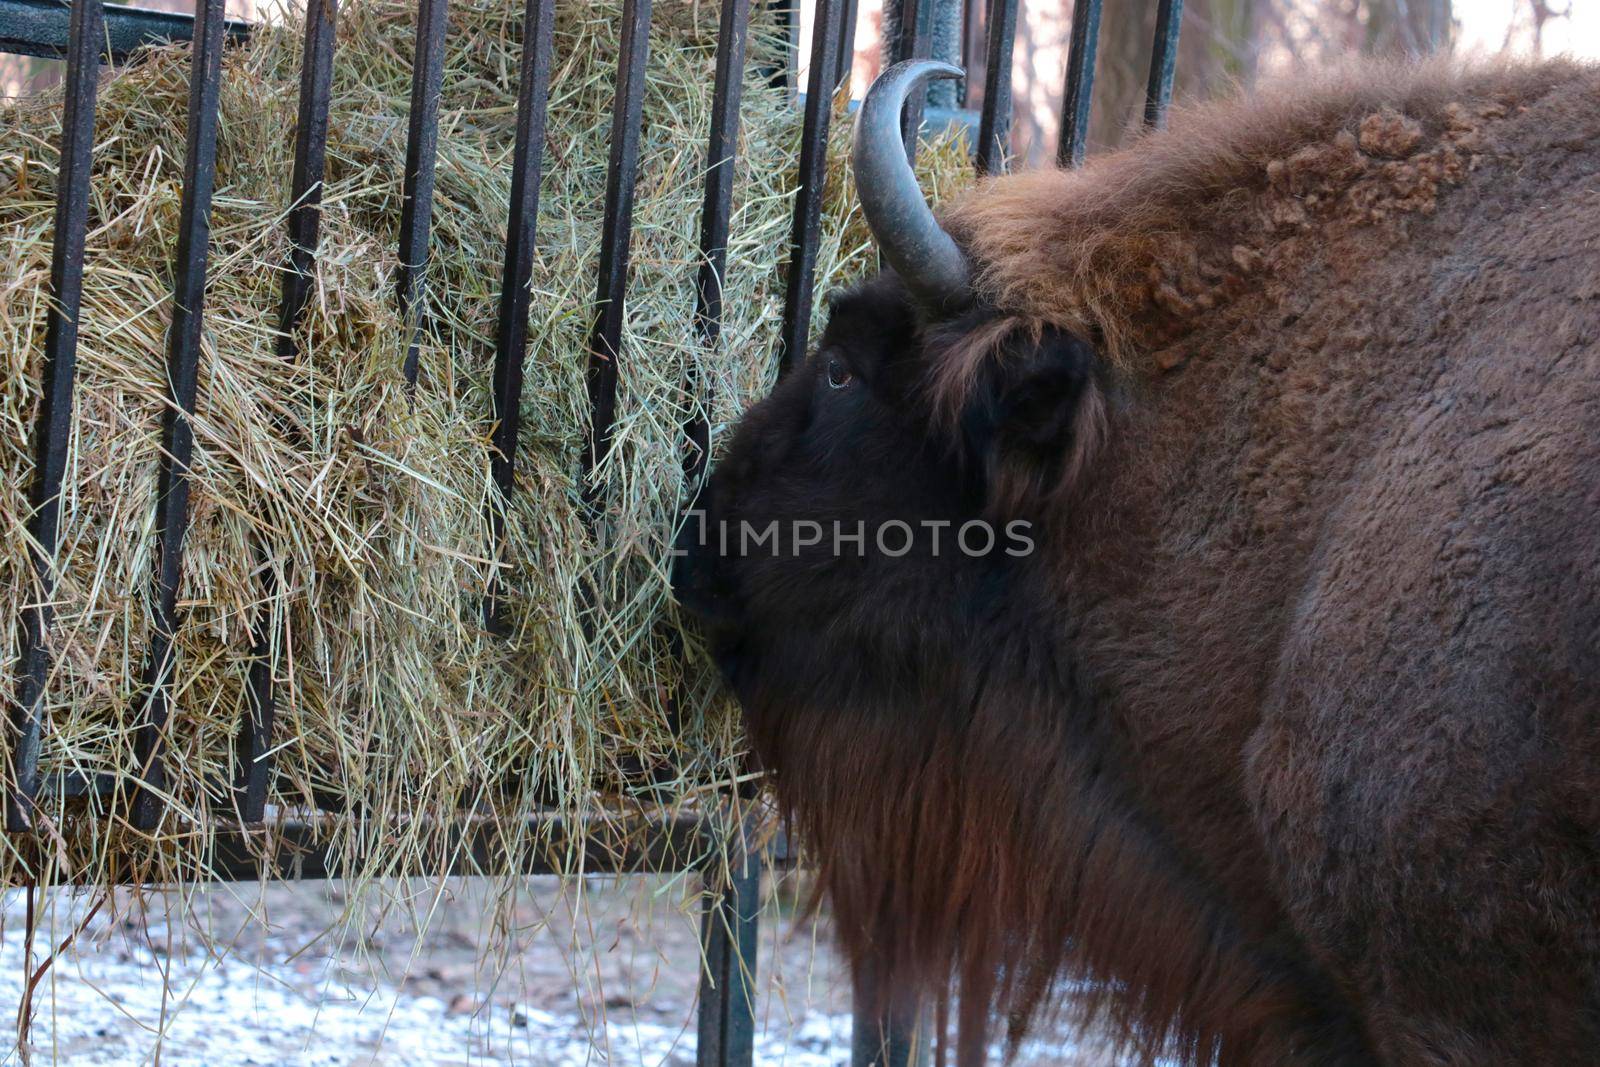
[0, 879, 1126, 1065]
[0, 878, 856, 1067]
[2, 931, 851, 1066]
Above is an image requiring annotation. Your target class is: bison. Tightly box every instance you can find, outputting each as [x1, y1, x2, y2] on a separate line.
[673, 56, 1600, 1065]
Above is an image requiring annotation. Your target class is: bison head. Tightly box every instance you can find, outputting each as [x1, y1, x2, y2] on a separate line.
[673, 61, 1114, 1037]
[673, 273, 1103, 706]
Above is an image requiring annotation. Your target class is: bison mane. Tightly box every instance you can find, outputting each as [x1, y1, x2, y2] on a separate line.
[944, 56, 1588, 373]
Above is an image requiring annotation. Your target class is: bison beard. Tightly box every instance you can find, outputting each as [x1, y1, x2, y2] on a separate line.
[677, 57, 1600, 1065]
[740, 588, 1370, 1063]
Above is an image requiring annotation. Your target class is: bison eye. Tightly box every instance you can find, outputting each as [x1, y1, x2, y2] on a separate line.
[826, 356, 854, 389]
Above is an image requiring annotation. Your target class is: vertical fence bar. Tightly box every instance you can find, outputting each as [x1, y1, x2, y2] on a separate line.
[833, 0, 858, 90]
[397, 0, 450, 388]
[958, 0, 979, 106]
[579, 0, 654, 519]
[482, 0, 555, 634]
[126, 0, 228, 831]
[272, 0, 338, 364]
[774, 0, 841, 377]
[4, 0, 105, 833]
[973, 0, 1016, 176]
[687, 17, 760, 1059]
[853, 963, 932, 1067]
[686, 0, 752, 493]
[1055, 0, 1102, 168]
[885, 0, 926, 65]
[696, 833, 762, 1067]
[887, 0, 933, 158]
[234, 0, 338, 823]
[768, 0, 798, 92]
[1142, 0, 1183, 129]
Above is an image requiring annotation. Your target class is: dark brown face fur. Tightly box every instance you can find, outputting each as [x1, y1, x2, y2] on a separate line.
[675, 274, 1098, 710]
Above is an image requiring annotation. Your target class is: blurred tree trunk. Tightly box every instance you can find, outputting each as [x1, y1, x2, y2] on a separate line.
[1319, 0, 1452, 56]
[1088, 0, 1262, 152]
[1009, 2, 1076, 166]
[1361, 0, 1452, 53]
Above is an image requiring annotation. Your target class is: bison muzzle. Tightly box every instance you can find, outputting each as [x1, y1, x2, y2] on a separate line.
[674, 56, 1600, 1066]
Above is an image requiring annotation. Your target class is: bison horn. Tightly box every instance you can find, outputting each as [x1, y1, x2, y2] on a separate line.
[853, 60, 974, 314]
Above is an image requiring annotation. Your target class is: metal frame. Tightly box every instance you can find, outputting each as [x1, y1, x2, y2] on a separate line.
[1143, 0, 1184, 128]
[976, 0, 1019, 175]
[3, 0, 103, 833]
[128, 0, 229, 830]
[580, 0, 654, 516]
[398, 0, 451, 388]
[0, 1, 1184, 1063]
[231, 0, 340, 828]
[1057, 0, 1102, 166]
[31, 809, 740, 883]
[777, 0, 844, 374]
[484, 0, 556, 632]
[886, 0, 934, 149]
[0, 0, 249, 61]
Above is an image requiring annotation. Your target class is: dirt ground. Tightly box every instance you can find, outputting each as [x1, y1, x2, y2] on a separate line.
[0, 875, 1127, 1065]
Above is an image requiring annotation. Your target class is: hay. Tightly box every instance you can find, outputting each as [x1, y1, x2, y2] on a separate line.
[0, 0, 972, 902]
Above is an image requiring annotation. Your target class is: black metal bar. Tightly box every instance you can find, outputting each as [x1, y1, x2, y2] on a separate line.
[696, 836, 761, 1067]
[1055, 0, 1102, 168]
[833, 0, 858, 89]
[273, 0, 337, 365]
[126, 0, 228, 832]
[1142, 0, 1183, 129]
[234, 0, 338, 824]
[884, 0, 922, 63]
[853, 965, 931, 1067]
[482, 0, 556, 635]
[958, 0, 979, 106]
[4, 0, 103, 834]
[397, 0, 449, 388]
[852, 1014, 931, 1067]
[774, 0, 842, 377]
[0, 0, 250, 63]
[680, 24, 772, 1016]
[35, 812, 720, 885]
[973, 0, 1016, 176]
[888, 0, 934, 159]
[37, 769, 117, 799]
[665, 0, 754, 901]
[685, 0, 752, 493]
[49, 761, 793, 847]
[764, 0, 798, 92]
[578, 0, 654, 520]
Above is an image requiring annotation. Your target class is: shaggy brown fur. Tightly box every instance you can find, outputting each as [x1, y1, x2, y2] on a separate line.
[948, 57, 1585, 370]
[676, 58, 1600, 1064]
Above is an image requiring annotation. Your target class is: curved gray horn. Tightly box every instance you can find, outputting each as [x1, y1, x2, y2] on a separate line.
[853, 60, 973, 313]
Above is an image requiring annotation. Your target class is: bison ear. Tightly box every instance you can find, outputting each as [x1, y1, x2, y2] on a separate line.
[960, 326, 1103, 517]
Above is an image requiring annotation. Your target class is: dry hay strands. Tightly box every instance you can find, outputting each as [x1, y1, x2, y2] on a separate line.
[0, 0, 972, 920]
